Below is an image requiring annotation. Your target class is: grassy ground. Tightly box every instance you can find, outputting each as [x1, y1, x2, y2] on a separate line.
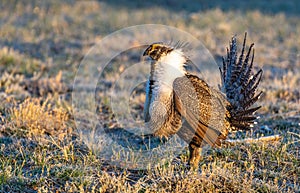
[0, 0, 299, 192]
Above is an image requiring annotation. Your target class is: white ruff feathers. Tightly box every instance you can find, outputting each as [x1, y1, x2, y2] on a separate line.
[153, 49, 187, 93]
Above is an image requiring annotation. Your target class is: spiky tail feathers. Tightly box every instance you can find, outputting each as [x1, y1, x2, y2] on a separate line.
[219, 33, 263, 131]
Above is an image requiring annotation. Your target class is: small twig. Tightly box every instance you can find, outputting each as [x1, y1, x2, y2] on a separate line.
[287, 131, 300, 138]
[224, 135, 282, 146]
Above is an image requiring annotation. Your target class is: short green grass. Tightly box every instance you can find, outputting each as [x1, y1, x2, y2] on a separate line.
[0, 1, 299, 192]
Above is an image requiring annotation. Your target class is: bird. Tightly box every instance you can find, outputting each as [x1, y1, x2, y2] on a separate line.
[142, 33, 263, 169]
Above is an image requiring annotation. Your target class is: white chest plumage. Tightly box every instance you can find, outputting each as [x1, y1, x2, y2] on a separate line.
[144, 48, 187, 122]
[152, 49, 187, 95]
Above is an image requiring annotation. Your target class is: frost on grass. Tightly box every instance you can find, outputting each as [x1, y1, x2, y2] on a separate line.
[0, 0, 300, 192]
[9, 98, 71, 139]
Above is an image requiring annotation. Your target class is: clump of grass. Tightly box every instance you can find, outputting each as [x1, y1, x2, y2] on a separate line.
[9, 98, 70, 138]
[0, 47, 42, 76]
[0, 71, 30, 99]
[23, 70, 68, 97]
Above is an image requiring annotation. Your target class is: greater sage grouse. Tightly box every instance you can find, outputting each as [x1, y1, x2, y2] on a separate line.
[143, 33, 262, 169]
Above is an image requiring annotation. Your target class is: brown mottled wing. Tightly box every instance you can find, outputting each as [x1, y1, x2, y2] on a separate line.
[173, 74, 230, 146]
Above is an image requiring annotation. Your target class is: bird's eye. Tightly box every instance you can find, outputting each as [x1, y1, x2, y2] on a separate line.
[148, 45, 153, 52]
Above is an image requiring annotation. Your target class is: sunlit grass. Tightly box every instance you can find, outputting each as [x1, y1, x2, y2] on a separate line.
[0, 0, 299, 192]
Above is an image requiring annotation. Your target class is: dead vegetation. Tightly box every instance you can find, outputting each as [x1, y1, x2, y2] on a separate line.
[9, 98, 70, 138]
[0, 0, 299, 192]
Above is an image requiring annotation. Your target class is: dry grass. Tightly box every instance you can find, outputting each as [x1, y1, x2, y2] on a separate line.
[0, 0, 299, 192]
[9, 98, 70, 138]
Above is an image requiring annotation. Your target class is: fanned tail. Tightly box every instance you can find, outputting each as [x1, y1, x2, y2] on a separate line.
[219, 33, 263, 131]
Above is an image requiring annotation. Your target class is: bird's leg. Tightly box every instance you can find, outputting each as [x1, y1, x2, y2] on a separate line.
[188, 143, 202, 170]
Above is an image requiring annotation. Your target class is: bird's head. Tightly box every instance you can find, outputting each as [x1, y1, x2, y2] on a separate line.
[143, 43, 174, 61]
[143, 42, 188, 81]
